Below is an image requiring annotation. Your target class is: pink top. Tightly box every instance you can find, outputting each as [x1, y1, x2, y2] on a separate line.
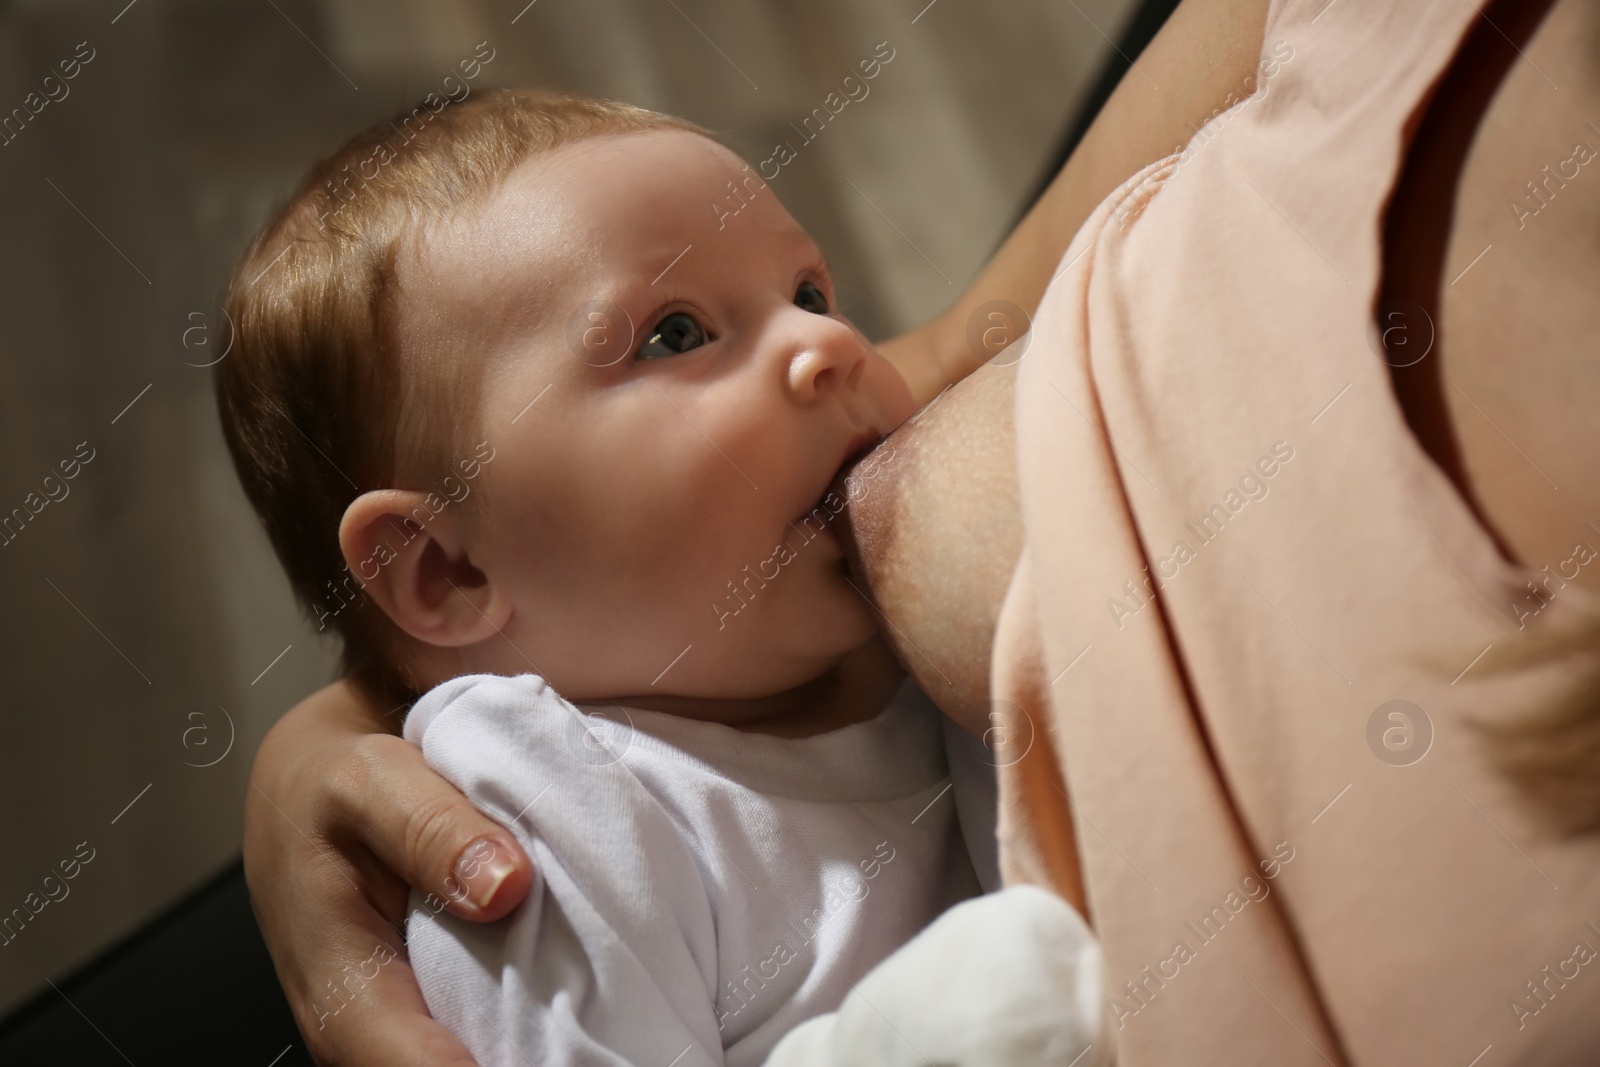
[992, 0, 1600, 1063]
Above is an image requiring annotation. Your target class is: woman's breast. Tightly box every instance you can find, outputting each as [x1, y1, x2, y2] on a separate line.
[835, 356, 1025, 736]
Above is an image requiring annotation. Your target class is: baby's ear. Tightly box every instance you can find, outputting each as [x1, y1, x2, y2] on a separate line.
[338, 490, 510, 648]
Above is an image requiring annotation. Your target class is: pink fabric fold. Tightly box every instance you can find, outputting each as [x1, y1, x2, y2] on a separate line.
[993, 1, 1600, 1063]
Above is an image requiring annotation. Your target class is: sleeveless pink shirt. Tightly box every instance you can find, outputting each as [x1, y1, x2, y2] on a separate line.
[993, 0, 1600, 1063]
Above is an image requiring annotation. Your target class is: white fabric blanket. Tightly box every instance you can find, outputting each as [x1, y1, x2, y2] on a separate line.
[765, 884, 1107, 1067]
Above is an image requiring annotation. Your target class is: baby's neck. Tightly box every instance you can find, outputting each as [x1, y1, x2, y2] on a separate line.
[610, 634, 908, 739]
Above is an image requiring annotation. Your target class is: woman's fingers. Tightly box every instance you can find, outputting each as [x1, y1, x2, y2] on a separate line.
[330, 1005, 484, 1067]
[333, 731, 533, 922]
[243, 679, 531, 1065]
[248, 828, 480, 1067]
[308, 925, 485, 1067]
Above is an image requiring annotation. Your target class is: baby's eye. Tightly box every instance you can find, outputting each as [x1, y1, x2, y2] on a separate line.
[635, 312, 708, 360]
[794, 280, 830, 315]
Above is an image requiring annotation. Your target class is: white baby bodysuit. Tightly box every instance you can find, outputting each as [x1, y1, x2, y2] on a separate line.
[403, 671, 982, 1067]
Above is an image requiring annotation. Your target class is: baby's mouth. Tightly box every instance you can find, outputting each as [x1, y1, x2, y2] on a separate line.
[836, 438, 883, 487]
[795, 435, 883, 523]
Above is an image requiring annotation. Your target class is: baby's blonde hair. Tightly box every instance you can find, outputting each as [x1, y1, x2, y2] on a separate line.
[215, 88, 712, 707]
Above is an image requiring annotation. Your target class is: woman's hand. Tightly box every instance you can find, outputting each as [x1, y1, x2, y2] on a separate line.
[243, 678, 533, 1066]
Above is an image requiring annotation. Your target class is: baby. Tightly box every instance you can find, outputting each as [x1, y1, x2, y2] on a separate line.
[216, 87, 1094, 1066]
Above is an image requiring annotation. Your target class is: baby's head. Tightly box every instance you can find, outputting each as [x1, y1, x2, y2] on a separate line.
[217, 88, 916, 715]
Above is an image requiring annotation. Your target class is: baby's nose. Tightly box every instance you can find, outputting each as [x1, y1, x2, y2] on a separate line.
[785, 319, 865, 404]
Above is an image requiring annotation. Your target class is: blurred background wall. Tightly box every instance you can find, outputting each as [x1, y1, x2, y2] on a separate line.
[0, 0, 1134, 1015]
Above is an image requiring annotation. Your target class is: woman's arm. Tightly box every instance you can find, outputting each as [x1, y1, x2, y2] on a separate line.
[243, 678, 532, 1066]
[879, 0, 1271, 404]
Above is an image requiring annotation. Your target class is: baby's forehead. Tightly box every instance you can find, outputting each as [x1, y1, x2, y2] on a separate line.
[389, 177, 581, 383]
[396, 129, 814, 363]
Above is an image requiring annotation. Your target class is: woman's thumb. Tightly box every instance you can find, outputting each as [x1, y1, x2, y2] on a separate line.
[346, 733, 533, 921]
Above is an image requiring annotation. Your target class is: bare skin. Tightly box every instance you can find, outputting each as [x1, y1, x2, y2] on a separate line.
[241, 0, 1600, 1063]
[834, 357, 1023, 733]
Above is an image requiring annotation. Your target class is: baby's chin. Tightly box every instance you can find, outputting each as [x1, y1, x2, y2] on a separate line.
[750, 575, 880, 672]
